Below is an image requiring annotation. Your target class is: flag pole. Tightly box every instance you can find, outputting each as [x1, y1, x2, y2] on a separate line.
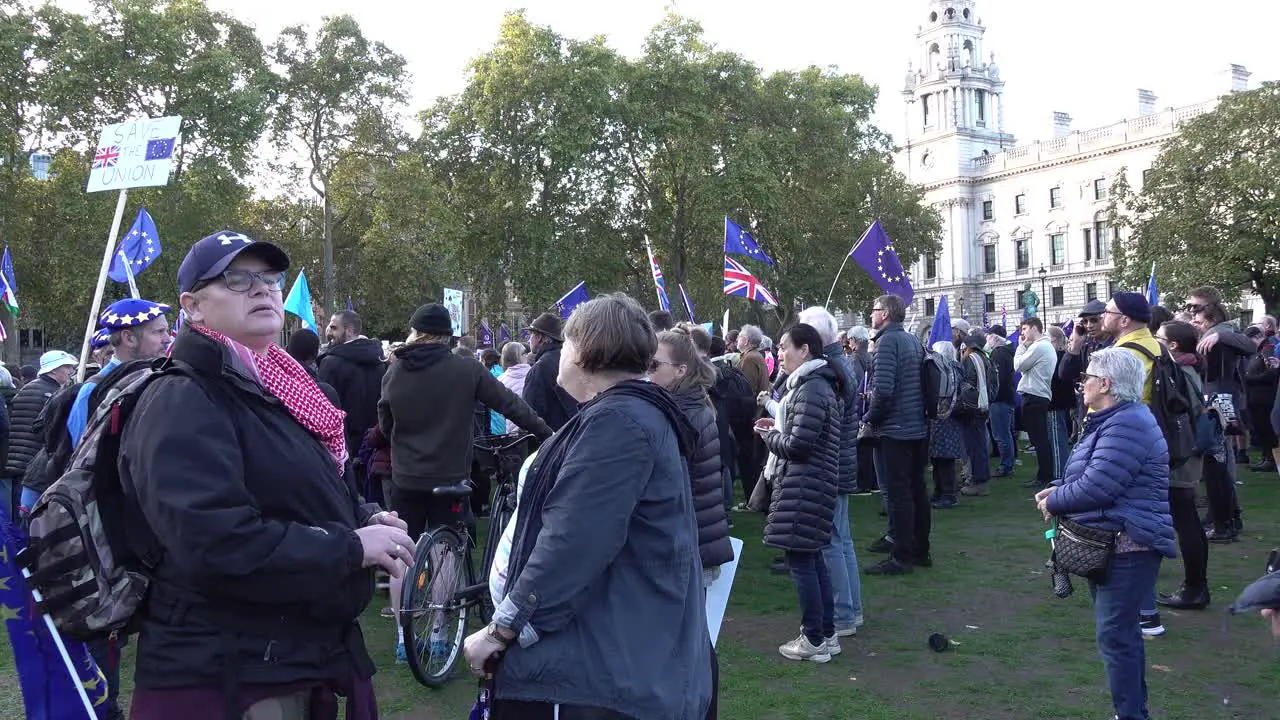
[19, 566, 98, 718]
[824, 224, 873, 309]
[78, 189, 128, 382]
[118, 249, 140, 300]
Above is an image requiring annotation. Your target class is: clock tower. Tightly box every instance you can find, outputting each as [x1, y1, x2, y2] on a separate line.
[900, 0, 1015, 185]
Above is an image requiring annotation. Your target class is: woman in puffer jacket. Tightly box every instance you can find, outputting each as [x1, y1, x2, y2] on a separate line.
[1036, 348, 1176, 720]
[756, 323, 842, 664]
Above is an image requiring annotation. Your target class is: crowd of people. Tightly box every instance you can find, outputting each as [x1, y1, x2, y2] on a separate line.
[1, 228, 1278, 720]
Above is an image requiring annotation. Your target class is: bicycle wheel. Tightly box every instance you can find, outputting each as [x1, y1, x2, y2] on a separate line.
[400, 527, 474, 688]
[476, 482, 514, 623]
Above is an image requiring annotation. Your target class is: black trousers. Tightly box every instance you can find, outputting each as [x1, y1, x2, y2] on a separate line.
[1020, 394, 1054, 485]
[733, 421, 762, 501]
[876, 437, 930, 563]
[931, 458, 957, 500]
[856, 438, 879, 492]
[1203, 453, 1241, 533]
[1169, 486, 1208, 590]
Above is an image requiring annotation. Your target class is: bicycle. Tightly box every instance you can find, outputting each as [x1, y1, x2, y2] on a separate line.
[399, 431, 532, 688]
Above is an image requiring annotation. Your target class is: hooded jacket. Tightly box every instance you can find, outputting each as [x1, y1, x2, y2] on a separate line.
[521, 340, 579, 431]
[498, 363, 532, 434]
[378, 343, 552, 491]
[673, 387, 733, 569]
[318, 337, 386, 454]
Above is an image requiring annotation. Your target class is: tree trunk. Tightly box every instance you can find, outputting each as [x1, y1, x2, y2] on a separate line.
[322, 194, 335, 312]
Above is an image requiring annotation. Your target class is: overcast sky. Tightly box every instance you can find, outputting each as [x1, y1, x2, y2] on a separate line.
[56, 0, 1277, 145]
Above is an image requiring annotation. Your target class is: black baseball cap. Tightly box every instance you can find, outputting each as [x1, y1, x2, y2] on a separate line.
[178, 230, 290, 294]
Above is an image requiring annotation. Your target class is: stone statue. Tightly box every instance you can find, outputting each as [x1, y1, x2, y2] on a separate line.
[1021, 282, 1039, 317]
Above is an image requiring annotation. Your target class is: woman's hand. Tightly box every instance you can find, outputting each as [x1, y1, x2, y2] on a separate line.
[355, 525, 415, 578]
[1034, 486, 1057, 522]
[463, 628, 507, 678]
[368, 510, 408, 532]
[753, 417, 775, 437]
[757, 391, 771, 408]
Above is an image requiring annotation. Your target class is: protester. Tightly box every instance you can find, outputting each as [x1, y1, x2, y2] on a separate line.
[122, 231, 415, 719]
[985, 325, 1017, 477]
[463, 294, 713, 718]
[734, 325, 772, 501]
[1036, 348, 1175, 720]
[926, 342, 965, 508]
[1242, 326, 1279, 473]
[286, 328, 342, 409]
[957, 329, 993, 498]
[5, 350, 75, 518]
[319, 310, 387, 456]
[521, 312, 580, 431]
[496, 342, 532, 434]
[1014, 317, 1058, 489]
[648, 309, 675, 332]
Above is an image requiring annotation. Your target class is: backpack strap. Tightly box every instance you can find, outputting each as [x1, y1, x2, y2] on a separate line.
[1119, 341, 1161, 362]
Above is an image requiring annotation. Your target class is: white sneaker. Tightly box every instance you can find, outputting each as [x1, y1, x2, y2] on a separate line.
[1139, 614, 1166, 637]
[824, 635, 842, 656]
[778, 634, 832, 663]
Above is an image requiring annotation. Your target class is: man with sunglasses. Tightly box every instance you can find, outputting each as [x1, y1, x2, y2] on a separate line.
[1058, 300, 1111, 387]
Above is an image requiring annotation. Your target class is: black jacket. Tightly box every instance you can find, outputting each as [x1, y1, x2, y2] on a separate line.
[989, 343, 1016, 404]
[763, 362, 842, 553]
[379, 343, 552, 491]
[864, 323, 926, 441]
[318, 337, 386, 454]
[673, 388, 733, 569]
[1050, 351, 1076, 411]
[1244, 352, 1280, 409]
[825, 342, 859, 494]
[302, 363, 342, 410]
[5, 375, 59, 478]
[522, 341, 579, 431]
[119, 327, 380, 691]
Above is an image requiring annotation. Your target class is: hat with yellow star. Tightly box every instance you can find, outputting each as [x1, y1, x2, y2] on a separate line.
[99, 298, 171, 331]
[90, 328, 111, 350]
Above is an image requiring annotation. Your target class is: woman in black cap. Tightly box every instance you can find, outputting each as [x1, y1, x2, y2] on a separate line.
[122, 231, 415, 719]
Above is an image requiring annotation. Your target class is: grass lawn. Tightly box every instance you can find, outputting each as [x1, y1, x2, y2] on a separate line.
[3, 461, 1278, 718]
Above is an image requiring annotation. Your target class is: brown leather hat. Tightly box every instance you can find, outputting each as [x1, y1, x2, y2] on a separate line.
[526, 312, 563, 342]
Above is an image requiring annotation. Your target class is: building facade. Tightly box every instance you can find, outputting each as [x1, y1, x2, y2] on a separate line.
[895, 0, 1257, 328]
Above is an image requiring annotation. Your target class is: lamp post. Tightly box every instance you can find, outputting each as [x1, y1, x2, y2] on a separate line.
[1038, 265, 1048, 319]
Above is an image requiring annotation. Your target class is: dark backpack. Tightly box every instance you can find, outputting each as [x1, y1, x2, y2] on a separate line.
[922, 351, 963, 421]
[22, 381, 83, 495]
[1121, 342, 1195, 468]
[712, 362, 756, 425]
[16, 358, 180, 640]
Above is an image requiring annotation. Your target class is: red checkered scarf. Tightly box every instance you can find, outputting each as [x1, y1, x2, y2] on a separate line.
[191, 324, 348, 474]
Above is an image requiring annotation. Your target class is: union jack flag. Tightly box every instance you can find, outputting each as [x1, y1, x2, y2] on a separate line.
[93, 145, 120, 169]
[645, 239, 670, 312]
[723, 255, 778, 306]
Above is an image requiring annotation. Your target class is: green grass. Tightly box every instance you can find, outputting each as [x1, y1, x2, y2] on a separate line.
[3, 462, 1279, 719]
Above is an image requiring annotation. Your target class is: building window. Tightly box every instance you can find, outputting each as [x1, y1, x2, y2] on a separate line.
[975, 89, 986, 125]
[1015, 238, 1030, 270]
[1049, 186, 1062, 209]
[982, 200, 993, 220]
[1103, 280, 1114, 300]
[1050, 233, 1066, 266]
[1093, 221, 1111, 261]
[984, 293, 996, 312]
[983, 244, 997, 274]
[925, 254, 937, 280]
[1085, 282, 1098, 303]
[922, 93, 932, 128]
[1082, 228, 1093, 261]
[1094, 178, 1108, 201]
[1015, 194, 1027, 215]
[1142, 168, 1154, 187]
[925, 298, 936, 316]
[1051, 286, 1064, 307]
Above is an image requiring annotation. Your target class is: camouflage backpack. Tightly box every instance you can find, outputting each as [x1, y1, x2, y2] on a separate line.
[16, 358, 182, 640]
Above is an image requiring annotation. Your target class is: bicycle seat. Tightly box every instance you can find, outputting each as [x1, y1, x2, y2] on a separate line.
[432, 484, 473, 499]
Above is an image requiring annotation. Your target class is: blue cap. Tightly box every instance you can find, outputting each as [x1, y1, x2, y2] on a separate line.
[177, 231, 290, 294]
[90, 328, 111, 350]
[99, 298, 171, 330]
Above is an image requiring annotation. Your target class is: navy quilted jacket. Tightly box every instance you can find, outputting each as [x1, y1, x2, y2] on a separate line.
[1045, 401, 1176, 557]
[763, 362, 842, 553]
[824, 341, 859, 494]
[864, 323, 927, 441]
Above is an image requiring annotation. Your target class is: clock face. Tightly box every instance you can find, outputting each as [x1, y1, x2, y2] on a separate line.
[921, 151, 935, 169]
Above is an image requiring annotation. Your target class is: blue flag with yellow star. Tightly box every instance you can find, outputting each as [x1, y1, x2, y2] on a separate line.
[1, 510, 109, 719]
[848, 220, 914, 306]
[108, 208, 161, 284]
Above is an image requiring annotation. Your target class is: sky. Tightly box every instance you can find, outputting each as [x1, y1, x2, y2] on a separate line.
[53, 0, 1278, 146]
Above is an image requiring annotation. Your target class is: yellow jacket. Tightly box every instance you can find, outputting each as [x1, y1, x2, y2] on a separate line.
[1114, 326, 1161, 405]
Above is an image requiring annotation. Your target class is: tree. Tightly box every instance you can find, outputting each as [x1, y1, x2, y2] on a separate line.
[271, 14, 409, 312]
[1110, 83, 1280, 310]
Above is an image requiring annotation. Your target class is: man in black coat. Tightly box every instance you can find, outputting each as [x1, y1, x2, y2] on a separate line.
[287, 328, 342, 410]
[4, 350, 76, 519]
[984, 324, 1018, 478]
[521, 313, 579, 431]
[319, 310, 386, 455]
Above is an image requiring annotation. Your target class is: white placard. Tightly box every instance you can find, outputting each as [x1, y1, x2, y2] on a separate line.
[705, 537, 744, 647]
[85, 115, 182, 193]
[443, 287, 464, 337]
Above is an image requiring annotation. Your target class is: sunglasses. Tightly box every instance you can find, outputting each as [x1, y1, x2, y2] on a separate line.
[1183, 303, 1205, 313]
[1078, 316, 1100, 324]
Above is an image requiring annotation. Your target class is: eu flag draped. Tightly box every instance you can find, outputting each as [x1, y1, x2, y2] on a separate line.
[679, 284, 697, 323]
[645, 240, 671, 312]
[1146, 262, 1159, 306]
[283, 270, 317, 332]
[724, 217, 775, 267]
[108, 208, 161, 283]
[556, 281, 589, 319]
[848, 221, 913, 305]
[927, 296, 952, 349]
[1, 509, 109, 719]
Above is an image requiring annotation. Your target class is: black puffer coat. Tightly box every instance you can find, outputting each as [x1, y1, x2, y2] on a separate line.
[673, 387, 733, 569]
[824, 342, 859, 494]
[763, 360, 842, 553]
[5, 375, 59, 478]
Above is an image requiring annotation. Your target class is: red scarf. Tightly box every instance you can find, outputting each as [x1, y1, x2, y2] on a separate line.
[191, 324, 348, 474]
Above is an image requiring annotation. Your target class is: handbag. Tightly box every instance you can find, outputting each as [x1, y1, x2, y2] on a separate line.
[1052, 517, 1119, 584]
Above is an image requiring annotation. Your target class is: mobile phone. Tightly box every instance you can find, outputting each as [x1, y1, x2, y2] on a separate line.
[1267, 549, 1279, 575]
[1074, 324, 1086, 336]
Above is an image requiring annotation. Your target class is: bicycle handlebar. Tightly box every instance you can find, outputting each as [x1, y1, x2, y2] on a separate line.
[472, 432, 534, 453]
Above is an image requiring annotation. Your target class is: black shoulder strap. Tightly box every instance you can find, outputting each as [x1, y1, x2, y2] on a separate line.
[1119, 341, 1163, 363]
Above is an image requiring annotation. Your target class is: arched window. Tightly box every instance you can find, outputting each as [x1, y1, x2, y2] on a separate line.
[929, 43, 941, 70]
[963, 40, 976, 67]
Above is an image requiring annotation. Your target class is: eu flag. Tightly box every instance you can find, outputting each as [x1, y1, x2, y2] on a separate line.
[1, 509, 109, 719]
[108, 208, 161, 283]
[679, 284, 697, 323]
[927, 295, 952, 349]
[556, 281, 589, 320]
[848, 220, 914, 306]
[724, 217, 775, 267]
[144, 137, 175, 161]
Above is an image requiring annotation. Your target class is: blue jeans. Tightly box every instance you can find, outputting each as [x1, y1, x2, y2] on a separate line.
[786, 550, 834, 646]
[821, 495, 863, 629]
[988, 401, 1015, 473]
[1089, 550, 1162, 720]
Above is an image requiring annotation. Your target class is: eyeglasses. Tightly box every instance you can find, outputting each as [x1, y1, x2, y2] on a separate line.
[1154, 335, 1169, 343]
[871, 307, 886, 313]
[217, 269, 286, 293]
[1183, 303, 1205, 314]
[648, 358, 675, 372]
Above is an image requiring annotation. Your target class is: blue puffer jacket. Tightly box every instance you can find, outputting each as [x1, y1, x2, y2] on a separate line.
[1045, 401, 1176, 557]
[864, 323, 927, 441]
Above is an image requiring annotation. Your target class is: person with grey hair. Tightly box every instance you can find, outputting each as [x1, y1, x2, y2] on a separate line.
[734, 324, 771, 500]
[799, 306, 865, 635]
[846, 325, 877, 494]
[1035, 347, 1175, 720]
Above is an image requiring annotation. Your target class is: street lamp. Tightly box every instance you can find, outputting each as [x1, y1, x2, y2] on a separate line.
[1038, 265, 1048, 317]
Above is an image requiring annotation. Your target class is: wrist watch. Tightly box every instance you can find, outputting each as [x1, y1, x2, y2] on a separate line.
[486, 622, 515, 646]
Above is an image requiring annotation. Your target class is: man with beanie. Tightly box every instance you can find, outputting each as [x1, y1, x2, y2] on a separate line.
[378, 303, 553, 662]
[1100, 293, 1161, 404]
[522, 312, 579, 431]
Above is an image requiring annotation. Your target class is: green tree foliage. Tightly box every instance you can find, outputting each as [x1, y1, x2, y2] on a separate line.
[1110, 83, 1280, 310]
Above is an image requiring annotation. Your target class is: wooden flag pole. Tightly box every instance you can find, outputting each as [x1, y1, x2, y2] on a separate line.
[78, 188, 128, 382]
